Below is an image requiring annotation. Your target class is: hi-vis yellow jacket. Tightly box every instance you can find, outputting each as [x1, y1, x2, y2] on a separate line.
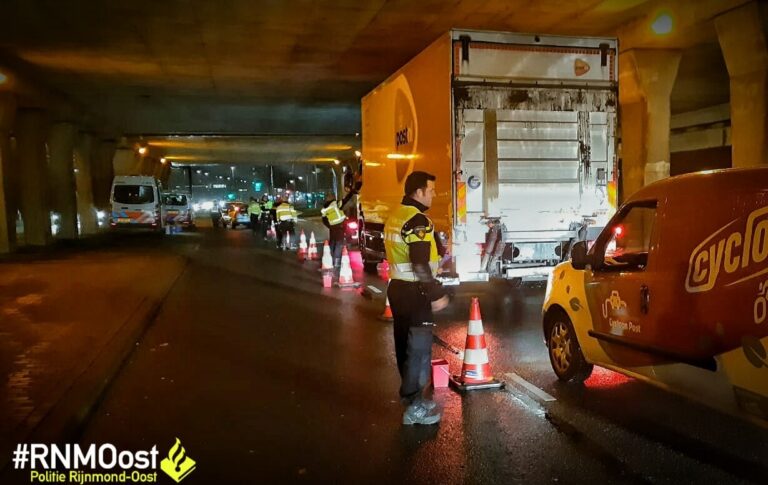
[384, 205, 439, 282]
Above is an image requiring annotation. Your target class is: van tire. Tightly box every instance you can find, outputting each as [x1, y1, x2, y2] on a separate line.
[546, 311, 593, 382]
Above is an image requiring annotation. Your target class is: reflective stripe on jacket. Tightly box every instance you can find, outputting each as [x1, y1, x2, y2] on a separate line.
[321, 202, 346, 225]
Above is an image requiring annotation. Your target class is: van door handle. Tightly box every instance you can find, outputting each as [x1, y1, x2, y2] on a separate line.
[640, 285, 650, 314]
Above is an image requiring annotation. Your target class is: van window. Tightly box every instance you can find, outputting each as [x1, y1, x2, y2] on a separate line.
[113, 185, 155, 205]
[163, 195, 188, 206]
[600, 203, 656, 271]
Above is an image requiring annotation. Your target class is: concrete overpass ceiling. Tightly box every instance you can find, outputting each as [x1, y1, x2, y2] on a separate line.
[0, 0, 741, 163]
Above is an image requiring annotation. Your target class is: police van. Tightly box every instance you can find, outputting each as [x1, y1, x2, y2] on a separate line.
[110, 175, 164, 231]
[162, 193, 195, 230]
[543, 167, 768, 424]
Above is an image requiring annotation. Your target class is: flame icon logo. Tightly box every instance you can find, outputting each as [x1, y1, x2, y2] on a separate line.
[160, 438, 197, 483]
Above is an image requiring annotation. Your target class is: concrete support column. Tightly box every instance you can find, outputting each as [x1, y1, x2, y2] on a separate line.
[93, 140, 116, 209]
[15, 109, 51, 246]
[619, 49, 681, 201]
[0, 93, 17, 253]
[74, 133, 98, 235]
[716, 1, 768, 168]
[48, 122, 78, 239]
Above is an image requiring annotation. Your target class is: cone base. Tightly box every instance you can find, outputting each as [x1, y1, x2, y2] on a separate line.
[449, 375, 505, 393]
[378, 314, 394, 322]
[335, 281, 361, 289]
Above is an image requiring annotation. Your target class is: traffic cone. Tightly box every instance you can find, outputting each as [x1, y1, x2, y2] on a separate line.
[336, 245, 360, 288]
[321, 241, 333, 288]
[308, 232, 318, 260]
[379, 280, 393, 321]
[297, 230, 308, 261]
[449, 297, 504, 392]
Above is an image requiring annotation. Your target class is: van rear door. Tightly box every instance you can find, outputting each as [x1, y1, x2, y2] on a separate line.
[111, 184, 159, 226]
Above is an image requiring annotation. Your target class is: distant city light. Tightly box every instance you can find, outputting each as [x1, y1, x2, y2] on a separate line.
[138, 146, 148, 155]
[354, 150, 361, 157]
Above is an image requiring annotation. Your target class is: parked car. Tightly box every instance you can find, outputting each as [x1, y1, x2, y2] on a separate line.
[225, 202, 250, 229]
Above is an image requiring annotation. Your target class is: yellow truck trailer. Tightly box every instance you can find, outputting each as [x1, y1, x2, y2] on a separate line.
[359, 29, 618, 284]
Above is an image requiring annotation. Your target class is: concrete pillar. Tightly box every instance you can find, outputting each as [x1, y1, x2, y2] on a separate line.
[93, 140, 116, 209]
[74, 133, 98, 235]
[15, 109, 51, 246]
[619, 49, 681, 201]
[716, 1, 768, 168]
[48, 122, 78, 239]
[0, 93, 16, 253]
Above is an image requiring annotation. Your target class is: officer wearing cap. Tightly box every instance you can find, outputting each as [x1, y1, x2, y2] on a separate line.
[384, 170, 450, 425]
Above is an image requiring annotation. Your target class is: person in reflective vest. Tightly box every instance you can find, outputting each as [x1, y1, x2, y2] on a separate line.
[259, 195, 273, 238]
[273, 197, 298, 250]
[247, 197, 262, 235]
[321, 185, 358, 268]
[384, 171, 450, 426]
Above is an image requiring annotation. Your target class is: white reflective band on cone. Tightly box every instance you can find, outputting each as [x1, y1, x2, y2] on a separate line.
[467, 320, 484, 335]
[463, 348, 489, 365]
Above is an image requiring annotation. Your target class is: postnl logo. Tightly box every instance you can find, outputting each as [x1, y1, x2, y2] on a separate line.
[393, 75, 417, 183]
[160, 438, 196, 483]
[686, 206, 768, 293]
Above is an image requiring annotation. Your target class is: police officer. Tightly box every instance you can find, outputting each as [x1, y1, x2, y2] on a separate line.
[273, 197, 298, 250]
[259, 194, 273, 238]
[247, 197, 262, 235]
[384, 171, 450, 426]
[321, 182, 359, 268]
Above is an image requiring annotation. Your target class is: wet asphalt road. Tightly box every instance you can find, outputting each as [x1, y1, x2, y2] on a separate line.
[75, 223, 768, 484]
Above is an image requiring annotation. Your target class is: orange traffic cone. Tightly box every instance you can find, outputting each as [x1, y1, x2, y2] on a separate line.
[379, 296, 393, 321]
[449, 297, 504, 392]
[297, 230, 308, 261]
[308, 232, 318, 260]
[336, 245, 360, 288]
[379, 279, 393, 321]
[321, 241, 333, 288]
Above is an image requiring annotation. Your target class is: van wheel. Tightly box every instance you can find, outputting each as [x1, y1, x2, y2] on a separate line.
[547, 312, 592, 382]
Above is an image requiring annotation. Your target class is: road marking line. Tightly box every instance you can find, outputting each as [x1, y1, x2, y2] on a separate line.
[366, 285, 382, 294]
[505, 372, 556, 402]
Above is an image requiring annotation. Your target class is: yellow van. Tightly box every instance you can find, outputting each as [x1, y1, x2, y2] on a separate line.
[543, 167, 768, 423]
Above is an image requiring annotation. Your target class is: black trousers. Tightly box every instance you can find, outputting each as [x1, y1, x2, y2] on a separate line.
[328, 224, 345, 267]
[250, 214, 260, 233]
[388, 279, 434, 404]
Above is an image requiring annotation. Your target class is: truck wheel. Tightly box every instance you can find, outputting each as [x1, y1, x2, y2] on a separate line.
[546, 312, 593, 382]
